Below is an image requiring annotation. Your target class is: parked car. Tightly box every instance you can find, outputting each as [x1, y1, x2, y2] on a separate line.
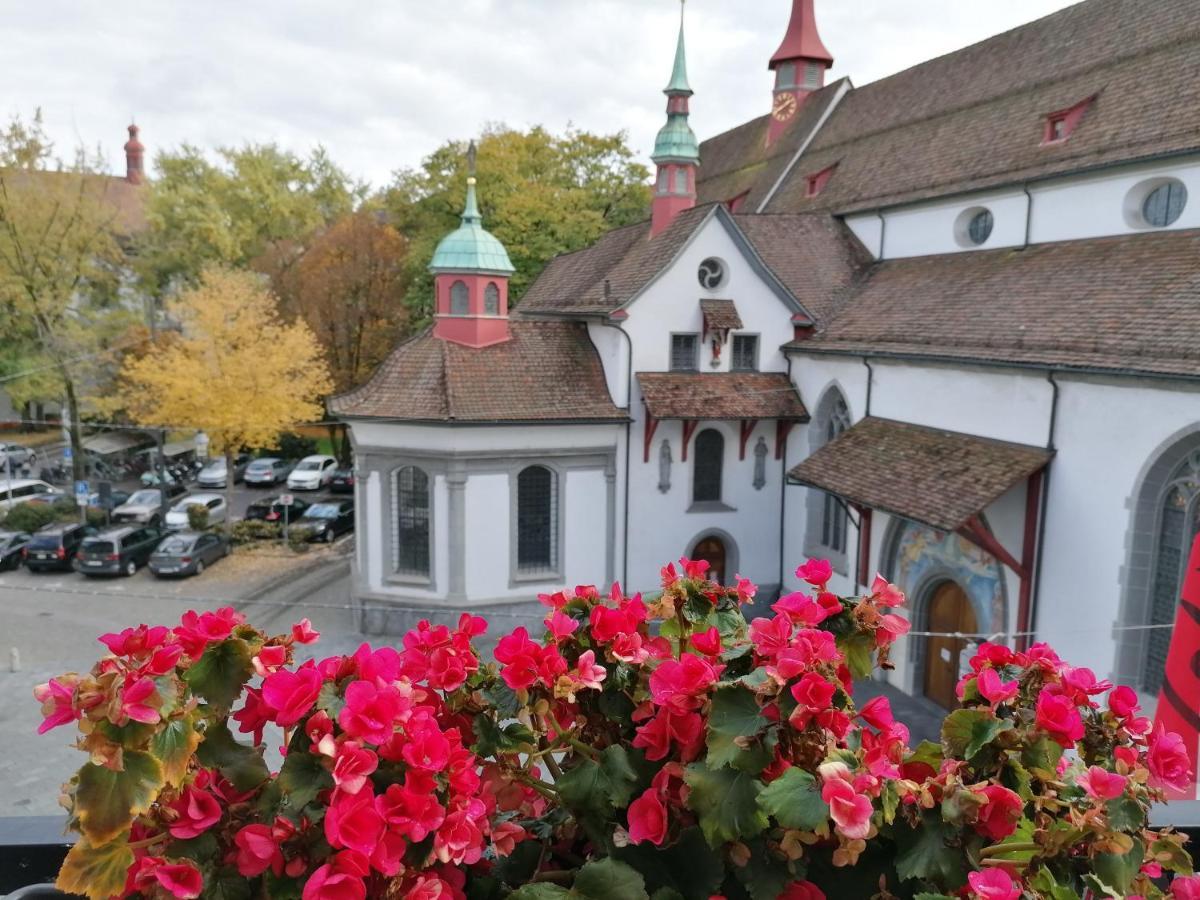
[329, 467, 355, 494]
[0, 530, 31, 570]
[0, 442, 34, 469]
[295, 499, 355, 543]
[243, 457, 295, 486]
[244, 495, 311, 523]
[164, 493, 228, 531]
[0, 479, 63, 514]
[23, 523, 95, 572]
[87, 489, 131, 513]
[197, 453, 253, 488]
[75, 525, 164, 577]
[287, 455, 339, 491]
[112, 486, 187, 526]
[148, 531, 228, 578]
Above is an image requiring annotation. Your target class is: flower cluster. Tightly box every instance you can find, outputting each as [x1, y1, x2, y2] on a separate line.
[35, 558, 1200, 900]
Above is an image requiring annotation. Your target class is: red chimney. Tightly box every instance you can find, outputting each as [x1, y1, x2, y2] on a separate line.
[124, 124, 145, 185]
[766, 0, 834, 146]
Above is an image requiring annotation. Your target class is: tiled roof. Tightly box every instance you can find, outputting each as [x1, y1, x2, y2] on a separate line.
[700, 299, 742, 331]
[764, 0, 1200, 213]
[790, 229, 1200, 379]
[695, 80, 845, 211]
[330, 322, 625, 423]
[519, 204, 714, 316]
[3, 170, 147, 235]
[788, 417, 1052, 532]
[637, 372, 809, 421]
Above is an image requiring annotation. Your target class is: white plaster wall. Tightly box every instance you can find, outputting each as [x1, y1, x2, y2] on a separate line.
[586, 322, 630, 408]
[564, 468, 611, 589]
[464, 473, 510, 599]
[351, 422, 622, 455]
[878, 190, 1031, 259]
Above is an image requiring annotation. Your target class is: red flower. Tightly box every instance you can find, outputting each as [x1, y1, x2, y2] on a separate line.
[858, 696, 894, 731]
[545, 609, 579, 641]
[974, 785, 1023, 842]
[633, 708, 704, 762]
[32, 677, 78, 734]
[233, 687, 271, 746]
[376, 778, 445, 842]
[870, 574, 906, 607]
[627, 788, 668, 846]
[401, 718, 452, 772]
[291, 617, 320, 644]
[1034, 689, 1085, 747]
[168, 786, 222, 839]
[1171, 874, 1200, 900]
[779, 882, 826, 900]
[234, 824, 283, 877]
[649, 654, 721, 712]
[155, 861, 204, 899]
[789, 673, 836, 728]
[1148, 727, 1193, 794]
[338, 680, 403, 745]
[120, 676, 161, 725]
[795, 559, 833, 588]
[433, 798, 487, 865]
[1109, 684, 1140, 718]
[690, 626, 722, 656]
[301, 851, 368, 900]
[325, 788, 384, 856]
[967, 868, 1021, 900]
[821, 774, 872, 839]
[976, 668, 1018, 706]
[332, 742, 379, 795]
[261, 666, 323, 727]
[1077, 765, 1127, 801]
[100, 624, 169, 657]
[252, 643, 288, 677]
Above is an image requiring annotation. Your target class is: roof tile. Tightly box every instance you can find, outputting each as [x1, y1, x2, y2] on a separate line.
[637, 372, 808, 421]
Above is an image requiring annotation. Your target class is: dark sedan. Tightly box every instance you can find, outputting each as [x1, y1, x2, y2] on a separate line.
[329, 467, 355, 494]
[295, 500, 355, 543]
[148, 531, 228, 578]
[244, 495, 311, 523]
[0, 530, 31, 570]
[76, 525, 164, 577]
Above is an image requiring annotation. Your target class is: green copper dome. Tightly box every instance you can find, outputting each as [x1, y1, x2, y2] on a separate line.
[652, 116, 700, 164]
[429, 178, 515, 274]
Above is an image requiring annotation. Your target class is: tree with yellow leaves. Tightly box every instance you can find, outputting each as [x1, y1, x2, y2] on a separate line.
[116, 266, 332, 513]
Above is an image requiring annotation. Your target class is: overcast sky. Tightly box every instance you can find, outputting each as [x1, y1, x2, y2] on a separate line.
[6, 0, 1080, 189]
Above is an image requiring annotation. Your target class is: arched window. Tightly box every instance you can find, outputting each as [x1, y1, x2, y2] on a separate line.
[393, 466, 430, 578]
[693, 429, 724, 503]
[807, 389, 852, 560]
[517, 465, 557, 574]
[674, 168, 689, 195]
[450, 280, 469, 315]
[484, 282, 500, 316]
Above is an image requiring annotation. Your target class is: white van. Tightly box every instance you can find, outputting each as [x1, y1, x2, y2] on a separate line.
[0, 479, 62, 514]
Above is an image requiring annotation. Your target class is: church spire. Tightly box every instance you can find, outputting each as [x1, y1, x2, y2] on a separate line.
[767, 0, 834, 146]
[651, 0, 700, 238]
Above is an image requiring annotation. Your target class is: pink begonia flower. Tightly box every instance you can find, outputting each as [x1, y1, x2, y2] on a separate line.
[734, 575, 757, 605]
[545, 609, 579, 641]
[401, 717, 451, 772]
[168, 786, 222, 839]
[690, 626, 722, 656]
[1148, 727, 1193, 794]
[433, 798, 488, 866]
[968, 868, 1021, 900]
[325, 788, 384, 856]
[870, 573, 906, 607]
[627, 788, 668, 845]
[154, 862, 204, 899]
[234, 824, 283, 877]
[680, 557, 710, 579]
[575, 650, 607, 690]
[252, 643, 288, 677]
[778, 882, 826, 900]
[858, 695, 895, 731]
[338, 680, 403, 745]
[291, 617, 320, 644]
[301, 851, 369, 900]
[1034, 689, 1085, 747]
[491, 821, 527, 858]
[821, 774, 873, 839]
[789, 673, 836, 728]
[1077, 765, 1127, 801]
[332, 742, 378, 795]
[649, 654, 722, 712]
[120, 676, 161, 725]
[974, 785, 1023, 842]
[261, 666, 323, 727]
[99, 624, 169, 657]
[876, 613, 911, 647]
[1171, 874, 1200, 899]
[33, 677, 79, 734]
[1108, 684, 1140, 718]
[795, 558, 833, 587]
[977, 667, 1019, 706]
[375, 778, 445, 842]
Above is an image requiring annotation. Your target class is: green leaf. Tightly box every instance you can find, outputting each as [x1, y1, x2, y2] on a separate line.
[1094, 837, 1142, 895]
[483, 681, 521, 718]
[734, 838, 792, 900]
[987, 817, 1037, 863]
[150, 714, 201, 787]
[598, 745, 640, 808]
[1147, 834, 1195, 875]
[1028, 866, 1083, 900]
[208, 872, 255, 900]
[182, 637, 254, 713]
[56, 836, 135, 900]
[682, 593, 714, 624]
[757, 767, 829, 831]
[317, 680, 345, 719]
[706, 686, 770, 772]
[1105, 796, 1144, 833]
[893, 810, 966, 889]
[941, 708, 1010, 762]
[1021, 735, 1064, 776]
[168, 831, 218, 863]
[472, 715, 536, 757]
[615, 827, 725, 899]
[472, 714, 503, 757]
[1001, 758, 1033, 801]
[684, 763, 768, 847]
[196, 720, 269, 792]
[507, 887, 570, 900]
[278, 744, 333, 811]
[904, 740, 944, 771]
[557, 747, 640, 823]
[75, 750, 164, 844]
[649, 890, 684, 900]
[838, 632, 875, 679]
[573, 858, 649, 900]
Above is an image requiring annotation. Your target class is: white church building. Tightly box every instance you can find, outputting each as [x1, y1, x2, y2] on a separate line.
[334, 0, 1200, 714]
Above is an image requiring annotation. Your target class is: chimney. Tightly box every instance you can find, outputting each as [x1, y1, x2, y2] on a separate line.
[766, 0, 834, 146]
[124, 124, 145, 185]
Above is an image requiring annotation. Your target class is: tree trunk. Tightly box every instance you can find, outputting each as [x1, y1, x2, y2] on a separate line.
[225, 446, 235, 535]
[63, 377, 85, 485]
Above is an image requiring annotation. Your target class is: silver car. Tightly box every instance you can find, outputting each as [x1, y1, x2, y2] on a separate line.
[112, 486, 186, 525]
[196, 453, 252, 488]
[244, 457, 295, 486]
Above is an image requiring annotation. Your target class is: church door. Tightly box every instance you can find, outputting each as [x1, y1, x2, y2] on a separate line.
[923, 581, 976, 710]
[692, 536, 727, 585]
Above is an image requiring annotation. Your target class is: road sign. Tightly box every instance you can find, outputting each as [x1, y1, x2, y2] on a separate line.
[63, 445, 73, 460]
[279, 494, 295, 506]
[74, 480, 89, 508]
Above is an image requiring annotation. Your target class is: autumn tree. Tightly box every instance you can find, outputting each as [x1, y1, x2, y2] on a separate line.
[137, 143, 362, 293]
[386, 124, 652, 321]
[0, 110, 137, 481]
[116, 266, 332, 512]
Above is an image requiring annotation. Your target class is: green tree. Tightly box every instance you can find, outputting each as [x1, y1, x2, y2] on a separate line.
[385, 124, 651, 321]
[137, 143, 362, 293]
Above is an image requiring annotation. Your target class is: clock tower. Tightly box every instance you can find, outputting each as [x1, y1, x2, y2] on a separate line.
[650, 1, 700, 238]
[766, 0, 834, 146]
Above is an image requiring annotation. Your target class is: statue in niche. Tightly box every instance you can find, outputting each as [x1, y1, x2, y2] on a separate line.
[753, 436, 768, 490]
[658, 439, 672, 493]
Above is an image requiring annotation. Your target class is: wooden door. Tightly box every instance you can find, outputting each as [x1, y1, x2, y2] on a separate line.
[693, 537, 727, 585]
[923, 582, 977, 710]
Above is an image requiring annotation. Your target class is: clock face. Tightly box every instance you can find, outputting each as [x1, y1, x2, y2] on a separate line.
[772, 92, 798, 122]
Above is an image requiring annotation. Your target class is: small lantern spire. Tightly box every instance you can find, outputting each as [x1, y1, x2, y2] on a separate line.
[650, 0, 700, 237]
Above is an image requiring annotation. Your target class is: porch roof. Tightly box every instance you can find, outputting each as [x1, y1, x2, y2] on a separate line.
[787, 417, 1052, 532]
[637, 372, 809, 421]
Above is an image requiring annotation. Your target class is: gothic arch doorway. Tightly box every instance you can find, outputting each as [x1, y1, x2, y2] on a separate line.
[692, 536, 727, 585]
[922, 581, 977, 710]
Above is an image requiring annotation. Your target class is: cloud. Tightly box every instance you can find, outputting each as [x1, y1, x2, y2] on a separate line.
[4, 0, 1078, 189]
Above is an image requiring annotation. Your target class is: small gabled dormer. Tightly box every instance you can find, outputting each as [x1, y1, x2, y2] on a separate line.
[1042, 95, 1096, 145]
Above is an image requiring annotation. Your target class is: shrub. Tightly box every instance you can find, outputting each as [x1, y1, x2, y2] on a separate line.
[34, 559, 1200, 900]
[3, 501, 62, 532]
[185, 503, 209, 532]
[268, 430, 317, 461]
[228, 519, 281, 544]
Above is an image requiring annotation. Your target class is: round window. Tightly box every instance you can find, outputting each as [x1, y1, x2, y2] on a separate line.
[967, 209, 994, 245]
[698, 258, 725, 290]
[1142, 180, 1187, 228]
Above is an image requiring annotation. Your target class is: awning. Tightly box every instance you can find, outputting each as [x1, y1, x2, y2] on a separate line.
[161, 440, 197, 457]
[700, 298, 743, 331]
[638, 372, 808, 421]
[83, 432, 150, 456]
[788, 417, 1053, 533]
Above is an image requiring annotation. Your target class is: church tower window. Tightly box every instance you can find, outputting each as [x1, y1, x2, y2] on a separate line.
[517, 465, 558, 574]
[484, 282, 500, 316]
[450, 280, 470, 315]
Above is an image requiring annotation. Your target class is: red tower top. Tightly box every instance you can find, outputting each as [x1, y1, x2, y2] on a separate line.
[766, 0, 834, 146]
[124, 124, 145, 185]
